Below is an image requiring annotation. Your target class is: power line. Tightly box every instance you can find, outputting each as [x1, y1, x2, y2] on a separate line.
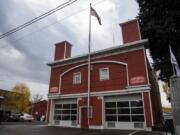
[2, 0, 109, 44]
[0, 0, 78, 40]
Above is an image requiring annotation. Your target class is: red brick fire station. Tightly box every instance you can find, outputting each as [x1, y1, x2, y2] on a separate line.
[47, 19, 162, 130]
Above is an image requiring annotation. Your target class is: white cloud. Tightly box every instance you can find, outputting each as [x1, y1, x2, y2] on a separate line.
[26, 81, 49, 99]
[1, 46, 24, 60]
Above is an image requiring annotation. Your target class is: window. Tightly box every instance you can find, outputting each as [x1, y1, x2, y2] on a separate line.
[106, 116, 117, 121]
[130, 100, 144, 122]
[132, 115, 144, 122]
[105, 100, 144, 122]
[130, 101, 143, 107]
[54, 103, 77, 121]
[117, 101, 129, 107]
[105, 102, 116, 108]
[100, 68, 109, 80]
[73, 72, 81, 84]
[118, 115, 130, 122]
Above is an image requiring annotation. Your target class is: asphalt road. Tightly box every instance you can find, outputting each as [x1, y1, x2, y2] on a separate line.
[0, 122, 164, 135]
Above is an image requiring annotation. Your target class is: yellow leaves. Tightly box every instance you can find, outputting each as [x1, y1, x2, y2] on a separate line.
[162, 82, 171, 102]
[162, 83, 169, 96]
[162, 107, 172, 113]
[6, 83, 31, 113]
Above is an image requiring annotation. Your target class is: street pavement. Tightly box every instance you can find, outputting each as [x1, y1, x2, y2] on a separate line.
[0, 122, 164, 135]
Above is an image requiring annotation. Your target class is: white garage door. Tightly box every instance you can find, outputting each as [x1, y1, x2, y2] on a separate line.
[104, 93, 145, 129]
[53, 99, 77, 127]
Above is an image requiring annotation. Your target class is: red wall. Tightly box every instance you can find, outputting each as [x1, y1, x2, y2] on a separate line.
[54, 43, 65, 61]
[90, 63, 127, 92]
[78, 97, 102, 125]
[143, 92, 153, 127]
[121, 20, 141, 44]
[33, 100, 47, 120]
[61, 66, 88, 94]
[90, 97, 102, 125]
[54, 41, 72, 61]
[66, 44, 71, 58]
[49, 49, 148, 94]
[61, 63, 127, 94]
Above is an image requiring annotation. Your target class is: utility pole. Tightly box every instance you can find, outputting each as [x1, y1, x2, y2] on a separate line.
[170, 76, 180, 135]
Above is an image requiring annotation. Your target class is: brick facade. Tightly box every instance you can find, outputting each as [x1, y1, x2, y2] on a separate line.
[47, 19, 162, 130]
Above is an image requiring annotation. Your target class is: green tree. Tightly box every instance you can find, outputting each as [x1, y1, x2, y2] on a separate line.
[6, 83, 31, 113]
[136, 0, 180, 82]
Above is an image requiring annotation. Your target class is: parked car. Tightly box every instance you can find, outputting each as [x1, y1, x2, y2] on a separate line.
[19, 113, 34, 122]
[8, 112, 21, 122]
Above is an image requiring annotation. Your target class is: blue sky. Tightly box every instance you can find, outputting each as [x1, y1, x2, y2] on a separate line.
[0, 0, 170, 107]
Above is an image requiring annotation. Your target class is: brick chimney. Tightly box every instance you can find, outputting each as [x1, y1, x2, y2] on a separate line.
[120, 19, 141, 44]
[54, 41, 72, 61]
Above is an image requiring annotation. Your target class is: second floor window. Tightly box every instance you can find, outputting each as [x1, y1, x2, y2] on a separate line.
[73, 72, 81, 84]
[100, 68, 109, 80]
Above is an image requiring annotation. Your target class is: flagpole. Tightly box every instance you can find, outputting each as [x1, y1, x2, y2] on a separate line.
[87, 3, 92, 127]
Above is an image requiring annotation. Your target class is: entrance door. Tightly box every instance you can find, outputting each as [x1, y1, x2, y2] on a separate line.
[81, 108, 88, 129]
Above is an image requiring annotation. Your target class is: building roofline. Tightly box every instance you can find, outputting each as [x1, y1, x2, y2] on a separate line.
[0, 89, 10, 92]
[54, 40, 73, 46]
[47, 39, 148, 66]
[119, 19, 138, 26]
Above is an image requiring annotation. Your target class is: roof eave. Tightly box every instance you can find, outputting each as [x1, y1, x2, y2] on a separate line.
[47, 39, 149, 67]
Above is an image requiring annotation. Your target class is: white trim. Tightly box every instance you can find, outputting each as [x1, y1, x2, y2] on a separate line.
[120, 19, 139, 26]
[45, 100, 49, 123]
[89, 125, 104, 129]
[61, 61, 127, 77]
[99, 67, 109, 81]
[143, 48, 150, 84]
[58, 76, 61, 95]
[52, 47, 144, 68]
[48, 39, 148, 66]
[58, 60, 129, 94]
[49, 99, 54, 125]
[127, 84, 151, 89]
[97, 96, 103, 100]
[104, 98, 144, 123]
[148, 91, 154, 126]
[145, 127, 152, 131]
[77, 97, 82, 101]
[142, 92, 147, 128]
[137, 20, 142, 40]
[53, 101, 78, 126]
[48, 85, 151, 99]
[59, 120, 77, 127]
[64, 41, 67, 59]
[73, 72, 81, 84]
[105, 122, 145, 130]
[77, 97, 81, 126]
[126, 65, 130, 86]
